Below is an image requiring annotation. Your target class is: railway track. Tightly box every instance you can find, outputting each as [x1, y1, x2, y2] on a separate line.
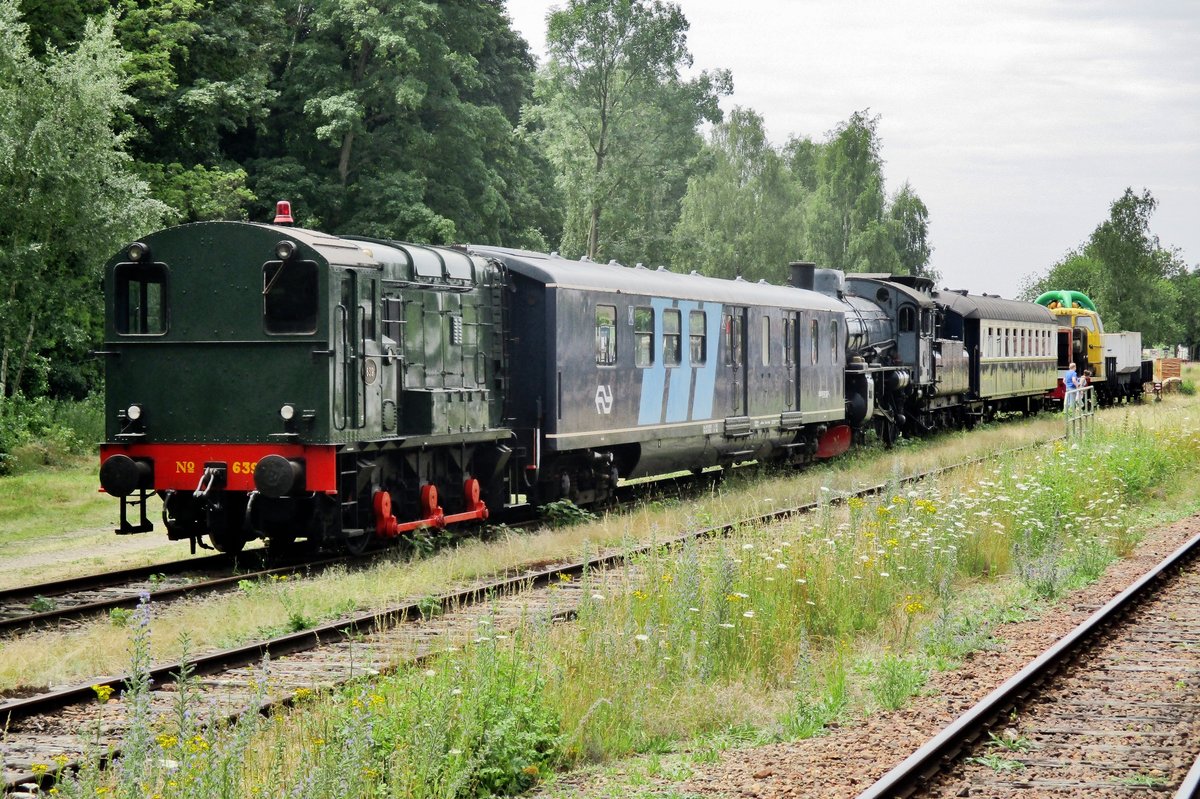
[0, 551, 351, 637]
[856, 528, 1200, 799]
[2, 444, 1049, 793]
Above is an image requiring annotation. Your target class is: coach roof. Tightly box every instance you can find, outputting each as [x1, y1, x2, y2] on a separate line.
[935, 289, 1058, 324]
[472, 246, 846, 312]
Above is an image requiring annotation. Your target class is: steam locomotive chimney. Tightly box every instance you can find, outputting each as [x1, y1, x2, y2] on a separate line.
[788, 261, 816, 291]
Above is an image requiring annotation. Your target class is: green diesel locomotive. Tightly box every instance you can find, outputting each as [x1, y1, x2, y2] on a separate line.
[99, 207, 510, 553]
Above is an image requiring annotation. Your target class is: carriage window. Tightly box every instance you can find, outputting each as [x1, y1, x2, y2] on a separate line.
[663, 309, 681, 366]
[810, 319, 820, 364]
[264, 260, 318, 334]
[595, 305, 617, 365]
[899, 305, 915, 333]
[723, 313, 743, 365]
[761, 316, 771, 366]
[115, 262, 168, 335]
[1004, 328, 1010, 357]
[784, 318, 795, 365]
[634, 307, 654, 368]
[689, 310, 707, 365]
[830, 320, 839, 362]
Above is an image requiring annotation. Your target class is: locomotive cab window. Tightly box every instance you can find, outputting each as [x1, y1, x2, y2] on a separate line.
[899, 305, 915, 333]
[595, 305, 617, 365]
[663, 309, 682, 366]
[634, 306, 654, 368]
[263, 259, 318, 334]
[115, 262, 168, 335]
[689, 310, 707, 364]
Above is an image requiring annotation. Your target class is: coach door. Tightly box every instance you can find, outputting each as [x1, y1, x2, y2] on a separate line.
[334, 271, 365, 431]
[784, 312, 798, 408]
[723, 308, 748, 414]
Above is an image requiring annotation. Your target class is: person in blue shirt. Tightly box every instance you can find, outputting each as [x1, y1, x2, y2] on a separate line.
[1064, 362, 1079, 407]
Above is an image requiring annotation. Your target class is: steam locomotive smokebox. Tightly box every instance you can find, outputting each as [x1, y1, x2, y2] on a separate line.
[402, 389, 491, 435]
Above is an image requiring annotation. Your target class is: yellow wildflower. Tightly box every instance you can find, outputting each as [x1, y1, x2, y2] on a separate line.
[92, 684, 114, 703]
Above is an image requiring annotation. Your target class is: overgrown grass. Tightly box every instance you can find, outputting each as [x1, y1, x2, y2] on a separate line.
[0, 393, 102, 475]
[39, 403, 1200, 798]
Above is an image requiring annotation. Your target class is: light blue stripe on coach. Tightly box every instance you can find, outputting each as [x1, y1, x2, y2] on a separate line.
[637, 297, 671, 425]
[664, 300, 698, 423]
[690, 302, 722, 420]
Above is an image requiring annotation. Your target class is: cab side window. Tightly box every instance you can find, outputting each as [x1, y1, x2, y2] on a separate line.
[264, 260, 318, 334]
[115, 262, 168, 335]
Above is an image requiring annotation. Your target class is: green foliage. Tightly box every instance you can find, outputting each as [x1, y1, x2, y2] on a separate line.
[801, 111, 931, 275]
[673, 108, 932, 280]
[29, 595, 55, 613]
[534, 0, 731, 265]
[867, 652, 927, 710]
[540, 498, 599, 527]
[1022, 188, 1188, 345]
[140, 163, 256, 222]
[970, 752, 1025, 772]
[0, 1, 166, 406]
[672, 107, 803, 281]
[0, 394, 101, 474]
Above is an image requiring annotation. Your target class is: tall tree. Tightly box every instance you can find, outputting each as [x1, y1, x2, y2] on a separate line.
[256, 0, 557, 246]
[888, 181, 934, 278]
[803, 110, 888, 271]
[0, 0, 165, 401]
[671, 107, 803, 281]
[1023, 188, 1186, 344]
[534, 0, 730, 263]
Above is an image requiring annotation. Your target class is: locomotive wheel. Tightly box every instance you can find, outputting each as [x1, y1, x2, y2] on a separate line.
[876, 418, 898, 448]
[208, 525, 246, 554]
[207, 495, 248, 554]
[343, 528, 374, 556]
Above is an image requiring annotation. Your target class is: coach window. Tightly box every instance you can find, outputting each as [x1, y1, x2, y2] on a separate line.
[115, 262, 168, 335]
[783, 318, 794, 365]
[810, 319, 820, 364]
[663, 309, 682, 366]
[263, 259, 318, 334]
[634, 307, 654, 367]
[723, 314, 743, 365]
[830, 320, 839, 362]
[689, 310, 707, 364]
[595, 305, 617, 365]
[761, 316, 771, 366]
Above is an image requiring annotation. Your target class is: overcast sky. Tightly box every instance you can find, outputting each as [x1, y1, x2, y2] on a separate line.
[503, 0, 1199, 298]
